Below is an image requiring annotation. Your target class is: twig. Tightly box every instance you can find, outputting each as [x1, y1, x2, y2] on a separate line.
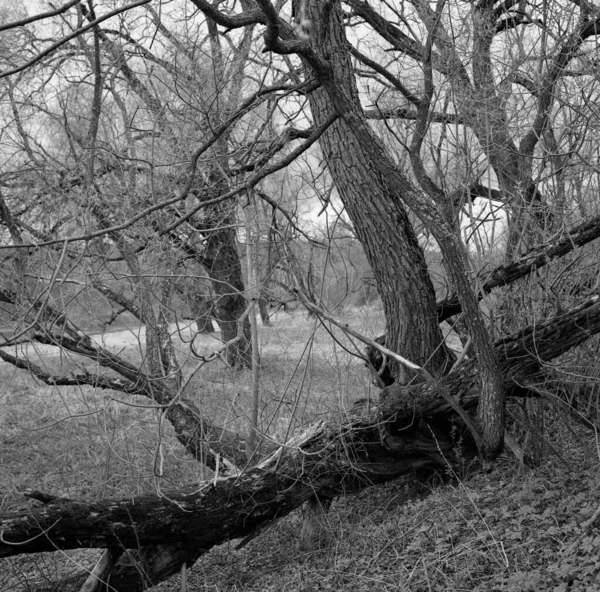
[0, 1, 151, 79]
[583, 505, 600, 534]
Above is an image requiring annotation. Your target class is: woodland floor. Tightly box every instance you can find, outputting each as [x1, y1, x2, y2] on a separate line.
[0, 307, 599, 591]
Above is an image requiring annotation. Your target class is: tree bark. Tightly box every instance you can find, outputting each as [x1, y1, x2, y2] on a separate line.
[303, 0, 452, 384]
[436, 212, 600, 322]
[187, 197, 252, 368]
[362, 210, 600, 366]
[193, 295, 215, 333]
[300, 1, 505, 456]
[3, 293, 600, 591]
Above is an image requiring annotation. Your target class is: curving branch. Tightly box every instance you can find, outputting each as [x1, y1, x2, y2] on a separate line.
[0, 0, 151, 80]
[188, 0, 265, 29]
[0, 0, 80, 33]
[345, 0, 427, 65]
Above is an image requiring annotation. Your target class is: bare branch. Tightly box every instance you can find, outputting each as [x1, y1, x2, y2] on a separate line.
[0, 349, 139, 393]
[520, 15, 600, 157]
[349, 44, 422, 105]
[0, 0, 151, 80]
[437, 213, 600, 321]
[188, 0, 265, 29]
[0, 0, 80, 33]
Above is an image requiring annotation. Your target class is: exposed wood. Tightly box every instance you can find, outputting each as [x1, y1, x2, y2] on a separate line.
[79, 548, 124, 592]
[3, 294, 600, 592]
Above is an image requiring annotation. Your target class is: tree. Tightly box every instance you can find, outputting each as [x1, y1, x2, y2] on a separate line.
[3, 0, 600, 589]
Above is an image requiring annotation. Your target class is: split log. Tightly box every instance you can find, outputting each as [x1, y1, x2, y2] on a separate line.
[2, 294, 600, 591]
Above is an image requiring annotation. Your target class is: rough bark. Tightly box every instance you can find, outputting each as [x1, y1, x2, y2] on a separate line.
[365, 210, 600, 366]
[436, 212, 600, 322]
[299, 1, 504, 456]
[201, 232, 252, 367]
[3, 293, 600, 592]
[302, 0, 452, 383]
[351, 0, 599, 259]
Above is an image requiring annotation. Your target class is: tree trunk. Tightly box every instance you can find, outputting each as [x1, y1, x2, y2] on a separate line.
[303, 2, 452, 384]
[193, 295, 215, 333]
[189, 197, 251, 368]
[301, 1, 506, 455]
[4, 293, 600, 591]
[258, 296, 271, 325]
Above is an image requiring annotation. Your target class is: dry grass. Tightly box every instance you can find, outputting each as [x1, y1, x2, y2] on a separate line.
[0, 306, 380, 589]
[1, 305, 599, 591]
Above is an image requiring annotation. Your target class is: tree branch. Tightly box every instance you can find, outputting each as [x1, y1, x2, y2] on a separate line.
[188, 0, 265, 29]
[437, 213, 600, 321]
[0, 0, 80, 33]
[0, 0, 151, 80]
[0, 350, 139, 393]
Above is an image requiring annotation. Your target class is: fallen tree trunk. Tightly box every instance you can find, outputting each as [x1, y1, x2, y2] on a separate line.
[2, 294, 600, 591]
[437, 213, 600, 322]
[371, 217, 600, 382]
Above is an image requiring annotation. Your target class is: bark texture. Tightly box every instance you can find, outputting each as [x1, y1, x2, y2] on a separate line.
[369, 213, 600, 375]
[300, 1, 505, 455]
[3, 293, 600, 592]
[303, 1, 452, 383]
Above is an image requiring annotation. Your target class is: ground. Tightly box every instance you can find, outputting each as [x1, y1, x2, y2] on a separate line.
[0, 307, 599, 591]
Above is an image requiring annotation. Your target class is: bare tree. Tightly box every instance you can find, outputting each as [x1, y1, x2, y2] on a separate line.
[3, 0, 600, 589]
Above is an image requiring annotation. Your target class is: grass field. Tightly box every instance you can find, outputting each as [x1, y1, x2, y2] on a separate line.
[1, 306, 599, 591]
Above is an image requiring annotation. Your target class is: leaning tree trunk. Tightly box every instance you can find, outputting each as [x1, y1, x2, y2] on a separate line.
[302, 12, 452, 384]
[364, 211, 600, 360]
[300, 0, 508, 457]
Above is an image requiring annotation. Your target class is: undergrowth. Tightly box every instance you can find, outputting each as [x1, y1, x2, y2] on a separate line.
[154, 447, 600, 592]
[1, 308, 600, 591]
